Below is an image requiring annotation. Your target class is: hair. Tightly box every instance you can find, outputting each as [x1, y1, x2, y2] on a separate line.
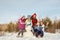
[22, 16, 25, 18]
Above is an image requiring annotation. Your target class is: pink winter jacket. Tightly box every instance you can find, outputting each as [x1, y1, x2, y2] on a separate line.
[18, 19, 26, 30]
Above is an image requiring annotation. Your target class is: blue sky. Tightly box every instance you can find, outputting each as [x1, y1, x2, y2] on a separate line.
[0, 0, 60, 23]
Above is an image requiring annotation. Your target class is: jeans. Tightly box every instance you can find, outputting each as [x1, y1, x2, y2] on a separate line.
[31, 26, 38, 33]
[36, 30, 44, 37]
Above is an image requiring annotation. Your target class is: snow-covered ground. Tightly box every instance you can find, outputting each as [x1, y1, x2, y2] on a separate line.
[0, 32, 60, 40]
[0, 26, 60, 40]
[0, 24, 60, 40]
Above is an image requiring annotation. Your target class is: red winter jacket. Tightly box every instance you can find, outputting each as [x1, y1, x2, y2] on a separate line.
[32, 18, 37, 27]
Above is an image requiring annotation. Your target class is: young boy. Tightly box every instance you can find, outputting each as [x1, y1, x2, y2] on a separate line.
[36, 21, 44, 37]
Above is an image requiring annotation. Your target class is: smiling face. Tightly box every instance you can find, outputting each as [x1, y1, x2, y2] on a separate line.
[22, 16, 25, 20]
[40, 21, 44, 26]
[33, 15, 36, 19]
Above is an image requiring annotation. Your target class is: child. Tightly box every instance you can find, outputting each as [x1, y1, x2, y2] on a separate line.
[36, 21, 44, 37]
[17, 16, 26, 37]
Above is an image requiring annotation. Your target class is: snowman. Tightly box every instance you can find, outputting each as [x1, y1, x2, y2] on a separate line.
[24, 15, 33, 37]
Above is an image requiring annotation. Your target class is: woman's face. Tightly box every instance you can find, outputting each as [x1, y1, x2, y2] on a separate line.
[33, 15, 36, 18]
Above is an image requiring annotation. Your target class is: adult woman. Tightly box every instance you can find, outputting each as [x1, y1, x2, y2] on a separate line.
[31, 13, 38, 34]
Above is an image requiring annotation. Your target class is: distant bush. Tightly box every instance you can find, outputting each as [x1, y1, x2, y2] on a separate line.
[14, 22, 19, 32]
[57, 20, 60, 29]
[0, 24, 8, 32]
[42, 17, 60, 33]
[8, 22, 14, 32]
[42, 17, 55, 33]
[7, 22, 19, 32]
[42, 17, 52, 26]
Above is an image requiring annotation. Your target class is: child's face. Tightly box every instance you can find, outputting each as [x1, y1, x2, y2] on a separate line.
[22, 16, 25, 19]
[41, 22, 43, 25]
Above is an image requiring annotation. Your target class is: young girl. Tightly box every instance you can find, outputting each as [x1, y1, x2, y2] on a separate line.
[17, 16, 26, 37]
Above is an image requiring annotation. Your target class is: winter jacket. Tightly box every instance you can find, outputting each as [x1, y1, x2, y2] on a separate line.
[18, 19, 26, 30]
